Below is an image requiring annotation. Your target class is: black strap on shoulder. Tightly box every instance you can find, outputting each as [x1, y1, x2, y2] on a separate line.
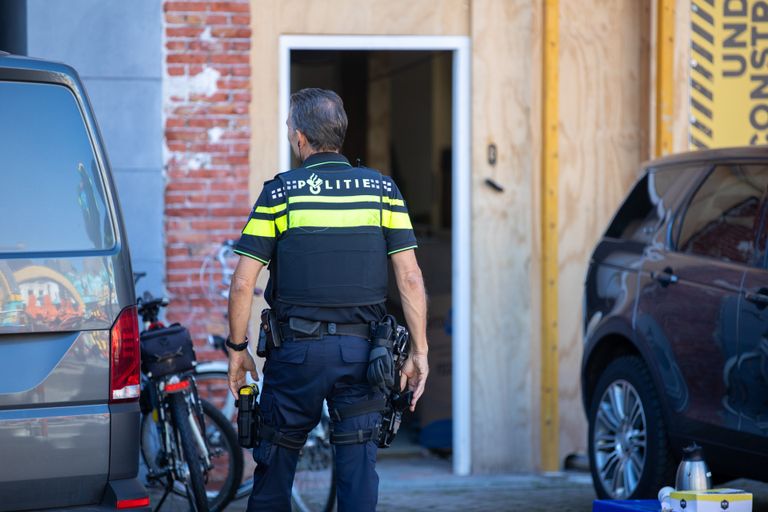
[259, 424, 307, 451]
[330, 397, 387, 423]
[330, 423, 381, 445]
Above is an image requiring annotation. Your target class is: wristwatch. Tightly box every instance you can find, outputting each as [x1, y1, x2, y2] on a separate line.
[225, 336, 249, 352]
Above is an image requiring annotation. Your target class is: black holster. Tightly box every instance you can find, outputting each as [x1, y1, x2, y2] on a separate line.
[237, 384, 262, 448]
[237, 384, 308, 451]
[366, 317, 396, 393]
[257, 309, 282, 357]
[331, 316, 412, 448]
[378, 389, 413, 448]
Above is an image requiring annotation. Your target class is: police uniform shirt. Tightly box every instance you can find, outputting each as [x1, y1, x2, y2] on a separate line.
[234, 152, 418, 324]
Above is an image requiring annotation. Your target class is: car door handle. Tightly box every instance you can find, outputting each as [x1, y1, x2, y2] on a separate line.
[745, 288, 768, 308]
[653, 267, 679, 287]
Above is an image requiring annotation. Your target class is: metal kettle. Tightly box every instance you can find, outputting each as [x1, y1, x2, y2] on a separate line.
[675, 444, 712, 491]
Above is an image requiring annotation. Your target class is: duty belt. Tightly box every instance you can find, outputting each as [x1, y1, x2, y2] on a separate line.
[279, 318, 371, 340]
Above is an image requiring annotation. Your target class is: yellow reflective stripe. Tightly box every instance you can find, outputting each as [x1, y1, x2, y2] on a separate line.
[275, 214, 287, 233]
[242, 218, 276, 238]
[289, 209, 381, 228]
[254, 203, 286, 214]
[383, 197, 404, 207]
[382, 210, 413, 230]
[289, 194, 380, 204]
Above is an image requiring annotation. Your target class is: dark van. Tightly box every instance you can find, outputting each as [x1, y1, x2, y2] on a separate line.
[0, 53, 148, 510]
[582, 148, 768, 499]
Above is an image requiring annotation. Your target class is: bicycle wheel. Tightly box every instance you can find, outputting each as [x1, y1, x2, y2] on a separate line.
[194, 369, 255, 499]
[168, 393, 209, 512]
[170, 399, 244, 511]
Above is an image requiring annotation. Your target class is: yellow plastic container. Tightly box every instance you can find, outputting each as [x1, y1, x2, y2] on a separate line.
[671, 489, 752, 512]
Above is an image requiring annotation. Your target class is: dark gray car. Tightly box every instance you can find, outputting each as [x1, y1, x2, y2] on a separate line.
[582, 148, 768, 500]
[0, 53, 149, 510]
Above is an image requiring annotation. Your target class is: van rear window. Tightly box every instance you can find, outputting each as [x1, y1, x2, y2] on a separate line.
[0, 81, 114, 253]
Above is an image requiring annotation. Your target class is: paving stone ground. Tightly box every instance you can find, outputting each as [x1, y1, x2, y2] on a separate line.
[147, 453, 768, 511]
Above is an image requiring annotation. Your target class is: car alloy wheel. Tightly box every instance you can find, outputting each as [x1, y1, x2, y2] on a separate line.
[593, 379, 647, 499]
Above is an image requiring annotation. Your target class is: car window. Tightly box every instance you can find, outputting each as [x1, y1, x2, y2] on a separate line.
[0, 81, 114, 253]
[677, 164, 768, 265]
[605, 167, 684, 243]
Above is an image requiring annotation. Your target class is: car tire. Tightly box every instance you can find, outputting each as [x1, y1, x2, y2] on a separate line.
[588, 355, 675, 499]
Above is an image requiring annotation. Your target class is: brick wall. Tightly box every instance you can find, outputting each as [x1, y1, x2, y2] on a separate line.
[163, 0, 251, 359]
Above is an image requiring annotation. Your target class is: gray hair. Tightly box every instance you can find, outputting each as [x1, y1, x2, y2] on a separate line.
[289, 88, 348, 152]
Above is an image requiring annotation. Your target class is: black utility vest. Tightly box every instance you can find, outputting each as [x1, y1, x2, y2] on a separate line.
[270, 166, 388, 308]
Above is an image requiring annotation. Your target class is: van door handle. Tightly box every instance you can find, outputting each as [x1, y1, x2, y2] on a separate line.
[745, 288, 768, 309]
[653, 267, 678, 287]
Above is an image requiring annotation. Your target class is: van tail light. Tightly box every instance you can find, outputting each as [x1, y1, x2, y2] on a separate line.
[116, 496, 150, 509]
[110, 306, 141, 402]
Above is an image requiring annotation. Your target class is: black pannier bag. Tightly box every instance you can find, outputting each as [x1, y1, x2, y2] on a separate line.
[140, 323, 196, 378]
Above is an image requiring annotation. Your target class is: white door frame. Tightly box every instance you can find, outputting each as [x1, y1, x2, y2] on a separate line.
[278, 35, 472, 475]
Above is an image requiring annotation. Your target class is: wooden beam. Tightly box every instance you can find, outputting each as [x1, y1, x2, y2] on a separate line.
[540, 0, 560, 472]
[655, 0, 675, 156]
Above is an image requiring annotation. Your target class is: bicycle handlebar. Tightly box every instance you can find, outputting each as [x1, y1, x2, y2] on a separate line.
[137, 292, 169, 324]
[133, 271, 147, 285]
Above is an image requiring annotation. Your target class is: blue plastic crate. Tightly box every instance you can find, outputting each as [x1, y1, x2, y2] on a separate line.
[593, 500, 660, 512]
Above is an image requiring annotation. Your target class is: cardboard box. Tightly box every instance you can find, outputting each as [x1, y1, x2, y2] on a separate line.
[671, 489, 752, 512]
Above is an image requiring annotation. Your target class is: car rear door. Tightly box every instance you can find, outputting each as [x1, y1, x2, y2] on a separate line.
[635, 163, 768, 440]
[734, 169, 768, 447]
[0, 79, 125, 509]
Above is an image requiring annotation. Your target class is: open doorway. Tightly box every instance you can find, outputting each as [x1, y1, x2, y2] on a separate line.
[279, 35, 471, 474]
[289, 49, 453, 454]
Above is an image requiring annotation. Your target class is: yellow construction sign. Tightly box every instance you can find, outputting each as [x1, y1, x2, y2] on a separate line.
[690, 0, 768, 149]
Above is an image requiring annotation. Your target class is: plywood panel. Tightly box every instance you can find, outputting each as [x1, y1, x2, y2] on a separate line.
[250, 0, 280, 194]
[639, 1, 653, 161]
[250, 0, 470, 199]
[470, 0, 541, 473]
[648, 0, 659, 157]
[529, 1, 545, 473]
[557, 0, 651, 462]
[276, 0, 470, 36]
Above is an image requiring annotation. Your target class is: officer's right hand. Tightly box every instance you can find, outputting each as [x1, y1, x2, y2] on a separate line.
[228, 350, 259, 398]
[400, 351, 429, 412]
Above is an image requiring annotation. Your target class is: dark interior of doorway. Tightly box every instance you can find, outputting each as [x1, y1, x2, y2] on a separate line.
[291, 50, 453, 455]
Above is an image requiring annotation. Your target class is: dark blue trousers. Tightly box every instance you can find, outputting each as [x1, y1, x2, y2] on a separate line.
[247, 334, 382, 512]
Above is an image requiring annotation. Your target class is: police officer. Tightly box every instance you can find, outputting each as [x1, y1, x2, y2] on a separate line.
[227, 88, 429, 511]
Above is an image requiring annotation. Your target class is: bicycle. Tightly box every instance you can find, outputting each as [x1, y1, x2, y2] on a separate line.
[135, 275, 243, 512]
[195, 241, 337, 511]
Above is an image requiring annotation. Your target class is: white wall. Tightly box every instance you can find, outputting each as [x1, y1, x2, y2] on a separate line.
[26, 0, 165, 297]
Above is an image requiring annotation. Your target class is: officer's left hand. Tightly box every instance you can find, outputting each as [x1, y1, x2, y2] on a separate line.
[400, 351, 429, 412]
[228, 350, 258, 398]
